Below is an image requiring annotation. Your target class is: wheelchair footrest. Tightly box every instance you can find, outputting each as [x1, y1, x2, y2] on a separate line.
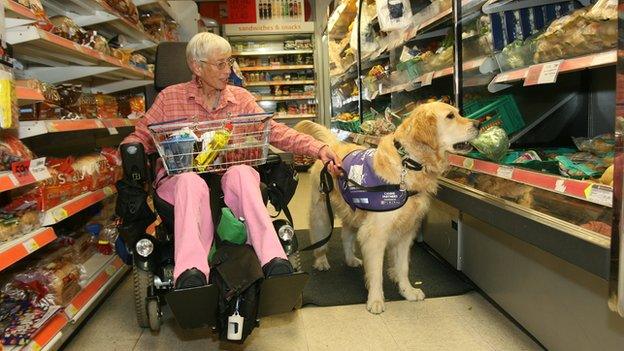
[165, 284, 219, 329]
[258, 271, 309, 317]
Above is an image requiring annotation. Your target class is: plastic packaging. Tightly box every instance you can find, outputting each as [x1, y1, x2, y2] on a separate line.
[470, 126, 509, 161]
[0, 135, 35, 171]
[195, 124, 233, 170]
[0, 65, 18, 129]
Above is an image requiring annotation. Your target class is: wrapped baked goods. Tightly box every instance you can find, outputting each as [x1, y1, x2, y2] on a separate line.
[78, 93, 98, 119]
[0, 65, 18, 129]
[573, 134, 614, 155]
[533, 0, 616, 63]
[13, 254, 82, 305]
[95, 93, 119, 119]
[0, 198, 41, 244]
[50, 16, 86, 43]
[0, 135, 34, 171]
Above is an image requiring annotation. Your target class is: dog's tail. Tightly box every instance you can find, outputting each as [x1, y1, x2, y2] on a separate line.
[294, 120, 339, 146]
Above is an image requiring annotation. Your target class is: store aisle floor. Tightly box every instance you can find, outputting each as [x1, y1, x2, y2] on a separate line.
[62, 275, 541, 351]
[62, 173, 542, 350]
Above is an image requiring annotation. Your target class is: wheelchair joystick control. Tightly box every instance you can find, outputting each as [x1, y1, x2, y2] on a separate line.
[121, 143, 148, 184]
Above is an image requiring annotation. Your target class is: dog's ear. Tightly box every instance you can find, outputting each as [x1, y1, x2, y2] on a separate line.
[398, 105, 439, 150]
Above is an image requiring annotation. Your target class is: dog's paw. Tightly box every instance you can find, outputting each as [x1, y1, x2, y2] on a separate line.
[400, 287, 426, 301]
[366, 299, 385, 314]
[313, 256, 331, 271]
[345, 256, 362, 268]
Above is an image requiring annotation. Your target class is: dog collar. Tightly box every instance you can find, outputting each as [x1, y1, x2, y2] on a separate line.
[393, 140, 423, 172]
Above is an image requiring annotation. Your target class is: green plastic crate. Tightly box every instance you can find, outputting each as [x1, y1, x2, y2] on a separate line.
[466, 95, 525, 135]
[333, 119, 361, 133]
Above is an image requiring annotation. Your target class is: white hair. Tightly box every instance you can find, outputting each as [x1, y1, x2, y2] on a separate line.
[186, 32, 232, 65]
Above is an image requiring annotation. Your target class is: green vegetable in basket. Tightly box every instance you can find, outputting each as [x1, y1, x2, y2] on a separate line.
[470, 126, 509, 161]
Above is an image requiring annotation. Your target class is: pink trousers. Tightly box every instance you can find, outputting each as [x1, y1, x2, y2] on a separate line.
[156, 165, 287, 280]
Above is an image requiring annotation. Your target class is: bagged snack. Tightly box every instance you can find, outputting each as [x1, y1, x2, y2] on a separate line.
[572, 134, 614, 155]
[556, 155, 603, 178]
[95, 93, 119, 119]
[470, 126, 509, 161]
[195, 124, 233, 171]
[0, 65, 18, 129]
[50, 16, 86, 43]
[0, 135, 34, 171]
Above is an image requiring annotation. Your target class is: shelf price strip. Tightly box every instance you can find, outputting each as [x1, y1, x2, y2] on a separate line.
[448, 154, 613, 207]
[0, 227, 57, 271]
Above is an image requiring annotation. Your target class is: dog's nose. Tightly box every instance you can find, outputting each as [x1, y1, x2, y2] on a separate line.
[471, 119, 480, 129]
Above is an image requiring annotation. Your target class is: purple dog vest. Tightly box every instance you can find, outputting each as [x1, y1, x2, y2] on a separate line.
[339, 149, 410, 211]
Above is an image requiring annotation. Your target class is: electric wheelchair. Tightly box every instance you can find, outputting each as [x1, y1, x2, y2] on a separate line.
[115, 42, 308, 342]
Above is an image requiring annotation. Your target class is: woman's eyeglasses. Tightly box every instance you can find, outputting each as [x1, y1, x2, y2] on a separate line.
[199, 57, 236, 70]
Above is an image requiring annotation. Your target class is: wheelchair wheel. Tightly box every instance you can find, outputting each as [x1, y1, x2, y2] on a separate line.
[147, 299, 162, 332]
[132, 265, 153, 328]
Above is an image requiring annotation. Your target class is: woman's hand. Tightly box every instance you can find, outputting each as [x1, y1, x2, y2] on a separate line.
[318, 145, 342, 176]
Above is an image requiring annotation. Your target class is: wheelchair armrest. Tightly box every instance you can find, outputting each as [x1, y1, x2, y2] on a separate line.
[267, 146, 293, 165]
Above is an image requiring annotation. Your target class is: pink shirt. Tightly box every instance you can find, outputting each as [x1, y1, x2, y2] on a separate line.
[123, 79, 325, 158]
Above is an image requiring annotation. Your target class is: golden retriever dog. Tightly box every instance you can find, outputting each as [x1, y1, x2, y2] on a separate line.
[295, 102, 479, 314]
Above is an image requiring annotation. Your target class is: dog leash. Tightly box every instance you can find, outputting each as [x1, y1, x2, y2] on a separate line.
[299, 162, 336, 252]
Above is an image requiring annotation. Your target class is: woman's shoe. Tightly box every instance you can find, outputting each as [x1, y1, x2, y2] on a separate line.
[175, 268, 207, 289]
[262, 258, 294, 277]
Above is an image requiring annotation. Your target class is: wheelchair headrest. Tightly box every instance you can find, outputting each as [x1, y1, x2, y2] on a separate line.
[155, 42, 192, 91]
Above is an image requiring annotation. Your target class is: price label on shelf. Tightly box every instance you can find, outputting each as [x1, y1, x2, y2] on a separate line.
[496, 166, 514, 179]
[524, 60, 563, 86]
[420, 72, 434, 86]
[584, 184, 612, 207]
[103, 187, 114, 196]
[53, 208, 69, 222]
[29, 158, 50, 181]
[105, 265, 117, 276]
[24, 341, 42, 351]
[23, 238, 40, 254]
[65, 304, 79, 319]
[107, 127, 119, 135]
[462, 158, 474, 170]
[590, 51, 615, 67]
[495, 74, 509, 83]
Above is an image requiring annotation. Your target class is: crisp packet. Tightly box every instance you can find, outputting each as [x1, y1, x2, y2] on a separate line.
[470, 126, 509, 161]
[195, 124, 233, 171]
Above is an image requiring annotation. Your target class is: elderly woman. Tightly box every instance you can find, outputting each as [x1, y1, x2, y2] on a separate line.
[123, 32, 340, 289]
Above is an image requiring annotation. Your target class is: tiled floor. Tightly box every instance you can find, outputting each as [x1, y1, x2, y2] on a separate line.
[61, 173, 543, 351]
[63, 276, 541, 351]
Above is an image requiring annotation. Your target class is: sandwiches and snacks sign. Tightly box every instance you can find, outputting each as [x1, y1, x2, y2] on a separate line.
[224, 21, 314, 35]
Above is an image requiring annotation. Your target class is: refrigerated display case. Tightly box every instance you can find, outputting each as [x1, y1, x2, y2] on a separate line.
[320, 0, 624, 348]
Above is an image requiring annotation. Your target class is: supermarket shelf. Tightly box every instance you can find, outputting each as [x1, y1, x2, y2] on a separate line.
[417, 8, 452, 34]
[382, 57, 487, 95]
[275, 114, 316, 120]
[233, 49, 314, 56]
[41, 0, 158, 51]
[7, 26, 154, 84]
[240, 65, 314, 72]
[256, 95, 316, 101]
[42, 186, 117, 226]
[331, 128, 381, 146]
[491, 51, 616, 86]
[447, 154, 612, 207]
[16, 86, 45, 105]
[19, 118, 135, 138]
[134, 0, 176, 20]
[4, 0, 37, 21]
[482, 0, 589, 14]
[244, 80, 316, 87]
[24, 255, 128, 351]
[327, 0, 357, 37]
[0, 227, 57, 271]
